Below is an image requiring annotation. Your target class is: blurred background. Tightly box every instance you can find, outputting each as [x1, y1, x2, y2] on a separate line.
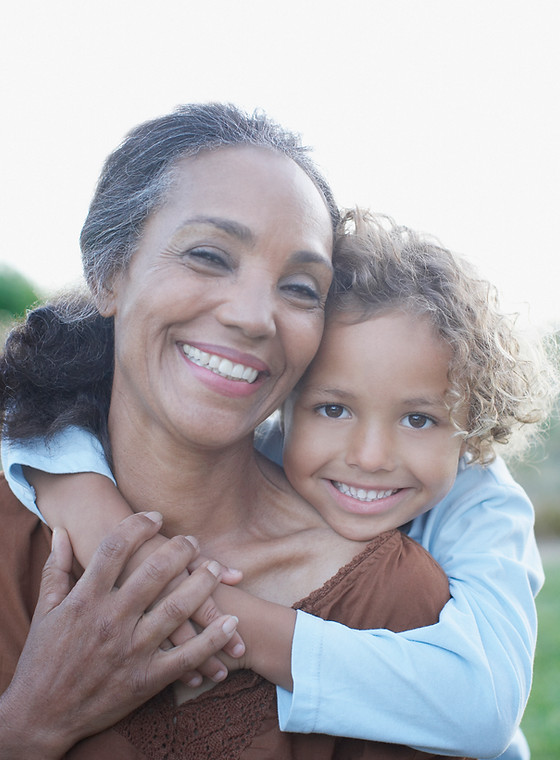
[1, 1, 559, 755]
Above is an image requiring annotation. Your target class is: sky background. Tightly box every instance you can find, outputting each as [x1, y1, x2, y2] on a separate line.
[1, 0, 558, 328]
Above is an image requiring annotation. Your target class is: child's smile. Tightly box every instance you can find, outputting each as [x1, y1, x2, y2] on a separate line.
[283, 310, 467, 542]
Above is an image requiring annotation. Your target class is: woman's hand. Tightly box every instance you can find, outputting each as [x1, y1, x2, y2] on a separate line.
[126, 536, 246, 688]
[0, 512, 239, 759]
[167, 549, 245, 686]
[24, 468, 246, 688]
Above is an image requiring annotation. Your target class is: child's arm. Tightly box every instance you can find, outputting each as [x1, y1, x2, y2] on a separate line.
[22, 467, 248, 686]
[2, 430, 296, 690]
[3, 431, 540, 758]
[28, 468, 297, 690]
[277, 459, 541, 760]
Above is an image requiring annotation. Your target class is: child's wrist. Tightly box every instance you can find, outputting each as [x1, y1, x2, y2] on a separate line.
[212, 585, 296, 689]
[117, 532, 171, 585]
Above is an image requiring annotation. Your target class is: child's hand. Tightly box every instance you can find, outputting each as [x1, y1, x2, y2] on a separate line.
[151, 546, 246, 687]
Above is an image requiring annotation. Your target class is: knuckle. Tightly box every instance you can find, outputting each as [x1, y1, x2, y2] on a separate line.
[159, 595, 187, 623]
[141, 556, 170, 584]
[95, 614, 122, 644]
[97, 533, 128, 562]
[169, 534, 196, 561]
[129, 669, 151, 697]
[176, 648, 198, 674]
[193, 600, 220, 627]
[64, 593, 89, 619]
[39, 561, 58, 590]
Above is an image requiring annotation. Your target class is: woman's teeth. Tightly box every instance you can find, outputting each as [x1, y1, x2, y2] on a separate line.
[333, 482, 398, 502]
[182, 344, 259, 383]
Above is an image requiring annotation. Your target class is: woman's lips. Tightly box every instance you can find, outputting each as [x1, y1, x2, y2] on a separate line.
[181, 343, 259, 383]
[178, 342, 271, 399]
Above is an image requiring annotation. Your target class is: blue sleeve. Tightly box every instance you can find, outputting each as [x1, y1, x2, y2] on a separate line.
[277, 458, 543, 759]
[1, 427, 115, 522]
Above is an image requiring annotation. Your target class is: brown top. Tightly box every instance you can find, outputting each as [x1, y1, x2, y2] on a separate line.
[0, 474, 463, 759]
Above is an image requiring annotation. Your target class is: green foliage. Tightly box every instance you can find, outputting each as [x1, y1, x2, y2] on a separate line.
[522, 554, 560, 759]
[511, 409, 560, 538]
[0, 264, 40, 320]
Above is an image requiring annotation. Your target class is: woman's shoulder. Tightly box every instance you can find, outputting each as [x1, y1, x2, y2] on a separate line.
[298, 529, 450, 634]
[0, 474, 52, 692]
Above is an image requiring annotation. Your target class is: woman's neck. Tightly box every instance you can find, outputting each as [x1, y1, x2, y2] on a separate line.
[108, 413, 266, 542]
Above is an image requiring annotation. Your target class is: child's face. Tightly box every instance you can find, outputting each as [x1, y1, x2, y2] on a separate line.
[283, 310, 467, 541]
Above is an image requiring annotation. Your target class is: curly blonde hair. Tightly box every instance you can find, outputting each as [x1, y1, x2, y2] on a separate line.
[329, 209, 559, 465]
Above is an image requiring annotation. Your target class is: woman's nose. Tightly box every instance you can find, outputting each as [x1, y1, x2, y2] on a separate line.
[215, 279, 276, 339]
[345, 425, 395, 473]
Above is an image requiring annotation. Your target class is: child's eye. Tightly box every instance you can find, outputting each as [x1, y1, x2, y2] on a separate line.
[401, 414, 435, 430]
[316, 404, 351, 419]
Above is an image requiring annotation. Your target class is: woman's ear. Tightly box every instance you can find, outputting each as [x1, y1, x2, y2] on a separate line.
[94, 278, 120, 317]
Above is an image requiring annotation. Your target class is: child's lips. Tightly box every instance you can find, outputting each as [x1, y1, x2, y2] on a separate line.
[332, 480, 400, 503]
[326, 479, 409, 515]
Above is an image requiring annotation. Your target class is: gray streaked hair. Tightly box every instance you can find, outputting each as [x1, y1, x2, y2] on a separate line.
[80, 103, 339, 298]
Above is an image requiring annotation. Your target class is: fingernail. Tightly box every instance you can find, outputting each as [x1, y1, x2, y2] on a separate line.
[187, 674, 203, 688]
[222, 616, 239, 635]
[185, 535, 199, 550]
[206, 560, 221, 578]
[212, 668, 227, 682]
[144, 511, 162, 524]
[231, 642, 245, 657]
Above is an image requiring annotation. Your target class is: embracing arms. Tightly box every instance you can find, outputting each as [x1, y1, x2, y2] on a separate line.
[1, 432, 543, 758]
[0, 507, 240, 759]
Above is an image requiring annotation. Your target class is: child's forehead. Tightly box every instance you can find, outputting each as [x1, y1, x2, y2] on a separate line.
[323, 306, 413, 337]
[307, 310, 455, 394]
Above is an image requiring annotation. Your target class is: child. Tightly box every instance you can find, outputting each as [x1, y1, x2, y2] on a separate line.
[1, 210, 556, 759]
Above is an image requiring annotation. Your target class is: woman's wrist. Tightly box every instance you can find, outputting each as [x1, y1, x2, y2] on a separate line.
[0, 686, 70, 760]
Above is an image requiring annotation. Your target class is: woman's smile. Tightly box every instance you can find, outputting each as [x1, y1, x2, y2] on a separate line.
[178, 342, 271, 398]
[104, 145, 333, 448]
[180, 341, 270, 384]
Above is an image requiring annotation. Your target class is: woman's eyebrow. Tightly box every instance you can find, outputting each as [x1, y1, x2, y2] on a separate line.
[174, 216, 255, 243]
[173, 216, 333, 271]
[290, 250, 333, 273]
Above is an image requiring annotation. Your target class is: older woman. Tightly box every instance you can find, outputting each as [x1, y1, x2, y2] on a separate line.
[0, 104, 541, 760]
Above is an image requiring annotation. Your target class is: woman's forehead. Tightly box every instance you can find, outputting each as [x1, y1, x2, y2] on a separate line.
[128, 145, 333, 273]
[164, 146, 332, 226]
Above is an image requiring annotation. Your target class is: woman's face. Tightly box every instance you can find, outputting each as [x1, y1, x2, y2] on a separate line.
[102, 146, 334, 449]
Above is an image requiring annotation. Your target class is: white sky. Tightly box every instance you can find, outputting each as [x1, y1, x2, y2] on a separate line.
[1, 0, 559, 328]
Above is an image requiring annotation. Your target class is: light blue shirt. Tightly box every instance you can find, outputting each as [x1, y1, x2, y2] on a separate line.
[1, 428, 542, 760]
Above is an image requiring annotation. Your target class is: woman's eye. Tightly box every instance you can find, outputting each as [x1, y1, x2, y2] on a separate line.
[316, 404, 350, 419]
[186, 248, 229, 269]
[402, 414, 435, 430]
[281, 279, 322, 304]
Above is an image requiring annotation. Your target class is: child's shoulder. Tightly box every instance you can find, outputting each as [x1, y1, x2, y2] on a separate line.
[438, 456, 530, 513]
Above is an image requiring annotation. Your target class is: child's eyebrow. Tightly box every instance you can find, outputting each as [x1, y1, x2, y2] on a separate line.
[402, 395, 448, 409]
[302, 386, 358, 401]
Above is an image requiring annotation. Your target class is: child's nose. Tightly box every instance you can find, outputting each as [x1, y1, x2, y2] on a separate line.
[345, 425, 395, 473]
